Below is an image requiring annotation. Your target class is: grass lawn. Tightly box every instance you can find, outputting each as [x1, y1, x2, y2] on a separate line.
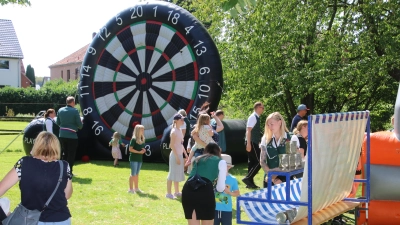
[0, 121, 29, 131]
[0, 146, 258, 225]
[0, 120, 361, 224]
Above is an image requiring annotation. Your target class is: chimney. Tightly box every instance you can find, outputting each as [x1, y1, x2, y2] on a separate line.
[92, 32, 97, 39]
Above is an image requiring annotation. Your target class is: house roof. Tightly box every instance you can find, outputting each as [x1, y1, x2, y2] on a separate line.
[49, 43, 89, 68]
[0, 19, 24, 59]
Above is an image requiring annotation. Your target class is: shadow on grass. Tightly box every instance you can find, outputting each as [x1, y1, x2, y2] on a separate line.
[136, 192, 160, 200]
[72, 176, 93, 184]
[75, 160, 169, 172]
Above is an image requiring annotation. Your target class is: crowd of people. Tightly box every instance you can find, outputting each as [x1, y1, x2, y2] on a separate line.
[0, 97, 341, 225]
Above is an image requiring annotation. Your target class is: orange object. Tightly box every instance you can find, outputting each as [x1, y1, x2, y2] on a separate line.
[358, 131, 400, 224]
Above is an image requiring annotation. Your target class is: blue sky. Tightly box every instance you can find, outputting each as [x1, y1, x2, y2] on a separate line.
[0, 0, 143, 77]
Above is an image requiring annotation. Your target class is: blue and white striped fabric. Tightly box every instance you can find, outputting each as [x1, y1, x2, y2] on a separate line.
[239, 178, 302, 224]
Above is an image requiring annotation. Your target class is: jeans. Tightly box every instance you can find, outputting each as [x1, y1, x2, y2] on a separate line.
[194, 148, 204, 158]
[130, 161, 142, 176]
[38, 218, 71, 225]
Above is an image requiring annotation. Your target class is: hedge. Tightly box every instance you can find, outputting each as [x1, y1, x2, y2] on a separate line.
[0, 79, 79, 116]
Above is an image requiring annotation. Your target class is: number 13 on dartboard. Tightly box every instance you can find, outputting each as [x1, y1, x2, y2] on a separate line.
[78, 2, 223, 151]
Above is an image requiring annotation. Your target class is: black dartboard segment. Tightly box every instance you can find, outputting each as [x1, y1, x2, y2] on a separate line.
[79, 2, 222, 155]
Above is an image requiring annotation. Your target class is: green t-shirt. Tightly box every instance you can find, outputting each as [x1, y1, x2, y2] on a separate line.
[189, 155, 221, 182]
[129, 138, 145, 162]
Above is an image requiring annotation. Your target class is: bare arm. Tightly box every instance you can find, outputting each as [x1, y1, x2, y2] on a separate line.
[212, 114, 224, 132]
[0, 168, 19, 197]
[246, 127, 252, 152]
[129, 146, 145, 154]
[225, 189, 240, 197]
[191, 131, 207, 147]
[260, 145, 270, 174]
[65, 179, 73, 199]
[260, 146, 279, 182]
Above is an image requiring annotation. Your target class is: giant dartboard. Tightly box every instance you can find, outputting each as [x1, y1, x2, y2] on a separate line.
[79, 1, 222, 158]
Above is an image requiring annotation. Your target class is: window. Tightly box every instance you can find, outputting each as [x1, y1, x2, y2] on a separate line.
[61, 70, 63, 79]
[67, 70, 70, 81]
[0, 60, 9, 69]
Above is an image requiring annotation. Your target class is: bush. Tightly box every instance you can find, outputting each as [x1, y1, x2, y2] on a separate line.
[0, 79, 79, 116]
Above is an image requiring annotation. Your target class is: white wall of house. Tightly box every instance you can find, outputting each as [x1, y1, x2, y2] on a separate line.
[0, 57, 21, 87]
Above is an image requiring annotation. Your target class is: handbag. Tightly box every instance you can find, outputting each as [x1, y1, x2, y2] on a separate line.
[2, 160, 64, 225]
[186, 160, 207, 190]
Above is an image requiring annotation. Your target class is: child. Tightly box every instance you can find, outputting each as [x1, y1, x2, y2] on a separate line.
[109, 132, 126, 167]
[214, 154, 240, 225]
[166, 113, 188, 199]
[128, 125, 146, 194]
[185, 114, 215, 167]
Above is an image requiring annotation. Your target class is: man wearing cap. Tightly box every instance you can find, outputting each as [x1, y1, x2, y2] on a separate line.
[291, 104, 309, 132]
[242, 102, 264, 189]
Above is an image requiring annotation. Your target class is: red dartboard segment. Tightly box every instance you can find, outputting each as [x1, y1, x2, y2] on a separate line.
[79, 2, 222, 159]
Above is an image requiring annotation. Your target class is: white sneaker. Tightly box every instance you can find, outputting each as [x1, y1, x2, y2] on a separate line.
[127, 190, 135, 194]
[135, 189, 144, 194]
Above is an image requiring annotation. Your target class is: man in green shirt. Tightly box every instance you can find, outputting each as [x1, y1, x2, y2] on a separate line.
[56, 96, 83, 175]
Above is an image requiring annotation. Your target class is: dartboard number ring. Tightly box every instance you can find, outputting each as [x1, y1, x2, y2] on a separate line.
[78, 2, 223, 147]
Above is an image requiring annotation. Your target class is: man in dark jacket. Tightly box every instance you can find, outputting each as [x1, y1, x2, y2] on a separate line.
[57, 96, 83, 175]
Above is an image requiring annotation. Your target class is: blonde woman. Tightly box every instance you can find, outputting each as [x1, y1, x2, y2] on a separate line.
[166, 113, 188, 199]
[128, 125, 146, 194]
[185, 114, 215, 167]
[0, 131, 73, 224]
[291, 120, 308, 159]
[259, 112, 291, 188]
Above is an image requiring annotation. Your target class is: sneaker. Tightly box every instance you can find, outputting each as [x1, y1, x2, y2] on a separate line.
[127, 189, 135, 194]
[165, 193, 176, 199]
[135, 189, 144, 194]
[174, 192, 182, 198]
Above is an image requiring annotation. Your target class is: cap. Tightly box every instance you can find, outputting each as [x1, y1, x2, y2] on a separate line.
[173, 113, 184, 120]
[221, 154, 234, 167]
[297, 104, 309, 111]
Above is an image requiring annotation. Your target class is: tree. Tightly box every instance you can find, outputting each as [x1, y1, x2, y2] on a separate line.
[187, 0, 399, 131]
[0, 0, 30, 6]
[26, 64, 36, 87]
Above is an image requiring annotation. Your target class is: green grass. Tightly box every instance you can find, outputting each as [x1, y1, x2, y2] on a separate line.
[0, 148, 257, 225]
[0, 121, 29, 131]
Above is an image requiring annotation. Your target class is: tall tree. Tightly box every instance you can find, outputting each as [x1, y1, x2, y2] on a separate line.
[26, 64, 36, 87]
[0, 0, 30, 6]
[188, 0, 399, 131]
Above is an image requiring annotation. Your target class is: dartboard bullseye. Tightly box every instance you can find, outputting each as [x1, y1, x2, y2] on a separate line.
[79, 2, 222, 158]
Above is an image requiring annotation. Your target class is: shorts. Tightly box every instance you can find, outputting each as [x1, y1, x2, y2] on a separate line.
[130, 161, 142, 176]
[214, 210, 232, 225]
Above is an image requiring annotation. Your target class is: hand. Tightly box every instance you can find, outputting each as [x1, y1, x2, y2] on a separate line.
[273, 178, 282, 185]
[141, 148, 146, 154]
[176, 157, 181, 165]
[246, 143, 251, 152]
[210, 111, 216, 118]
[185, 159, 192, 166]
[224, 186, 230, 194]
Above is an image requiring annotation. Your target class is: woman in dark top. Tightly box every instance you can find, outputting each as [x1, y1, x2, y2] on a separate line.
[292, 120, 308, 159]
[0, 131, 73, 224]
[182, 143, 227, 225]
[43, 108, 60, 137]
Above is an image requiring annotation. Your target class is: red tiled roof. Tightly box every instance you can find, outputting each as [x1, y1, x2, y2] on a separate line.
[49, 43, 89, 67]
[0, 19, 24, 58]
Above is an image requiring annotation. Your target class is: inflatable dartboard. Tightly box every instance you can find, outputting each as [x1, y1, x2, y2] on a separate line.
[78, 2, 223, 159]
